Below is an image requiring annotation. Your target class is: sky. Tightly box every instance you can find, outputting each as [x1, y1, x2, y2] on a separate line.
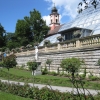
[0, 0, 82, 33]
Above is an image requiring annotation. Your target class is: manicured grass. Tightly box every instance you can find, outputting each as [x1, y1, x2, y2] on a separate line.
[1, 68, 69, 79]
[0, 91, 32, 100]
[2, 68, 32, 78]
[1, 68, 100, 90]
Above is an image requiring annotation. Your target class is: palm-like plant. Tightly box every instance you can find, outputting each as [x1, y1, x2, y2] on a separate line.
[27, 61, 38, 75]
[46, 59, 52, 71]
[27, 61, 38, 87]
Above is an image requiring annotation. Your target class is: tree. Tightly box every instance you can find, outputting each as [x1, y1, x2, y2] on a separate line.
[3, 54, 17, 71]
[24, 9, 50, 44]
[46, 59, 52, 71]
[15, 19, 32, 46]
[6, 32, 19, 50]
[60, 57, 83, 78]
[77, 0, 99, 13]
[15, 9, 50, 47]
[0, 23, 6, 48]
[27, 61, 38, 87]
[27, 61, 38, 75]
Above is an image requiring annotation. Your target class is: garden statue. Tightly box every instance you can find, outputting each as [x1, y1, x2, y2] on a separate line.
[35, 46, 38, 61]
[34, 45, 41, 75]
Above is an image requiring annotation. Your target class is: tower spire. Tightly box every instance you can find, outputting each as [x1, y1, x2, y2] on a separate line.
[54, 3, 55, 7]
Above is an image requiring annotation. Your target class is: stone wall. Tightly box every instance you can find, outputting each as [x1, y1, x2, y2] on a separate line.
[38, 45, 100, 76]
[15, 34, 100, 76]
[16, 44, 100, 76]
[16, 54, 35, 67]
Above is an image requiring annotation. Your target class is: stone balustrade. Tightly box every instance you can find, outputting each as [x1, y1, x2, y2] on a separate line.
[38, 34, 100, 52]
[14, 34, 100, 76]
[80, 34, 100, 46]
[14, 34, 100, 56]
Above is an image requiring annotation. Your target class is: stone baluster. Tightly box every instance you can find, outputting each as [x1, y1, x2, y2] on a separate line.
[97, 36, 99, 44]
[89, 39, 92, 45]
[45, 46, 48, 52]
[76, 39, 81, 47]
[98, 36, 100, 43]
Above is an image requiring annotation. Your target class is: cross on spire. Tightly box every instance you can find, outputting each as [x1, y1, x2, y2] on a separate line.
[54, 3, 55, 7]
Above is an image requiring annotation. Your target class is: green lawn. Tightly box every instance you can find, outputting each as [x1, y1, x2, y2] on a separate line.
[0, 91, 32, 100]
[1, 68, 68, 79]
[1, 68, 100, 90]
[2, 68, 32, 78]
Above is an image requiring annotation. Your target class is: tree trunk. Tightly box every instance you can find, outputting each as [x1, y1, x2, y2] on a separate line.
[49, 64, 50, 71]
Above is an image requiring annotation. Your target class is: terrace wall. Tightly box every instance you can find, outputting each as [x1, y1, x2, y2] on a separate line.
[15, 34, 100, 76]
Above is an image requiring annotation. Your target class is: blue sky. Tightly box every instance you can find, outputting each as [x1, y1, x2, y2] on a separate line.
[0, 0, 81, 33]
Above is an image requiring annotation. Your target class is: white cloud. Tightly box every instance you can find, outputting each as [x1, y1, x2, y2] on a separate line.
[43, 0, 81, 24]
[42, 15, 50, 26]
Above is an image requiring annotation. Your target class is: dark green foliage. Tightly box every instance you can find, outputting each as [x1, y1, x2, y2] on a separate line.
[96, 58, 100, 66]
[44, 40, 51, 46]
[57, 36, 64, 42]
[27, 61, 38, 71]
[0, 61, 4, 67]
[15, 19, 32, 46]
[0, 80, 99, 100]
[2, 9, 49, 50]
[0, 23, 6, 48]
[14, 9, 49, 47]
[25, 9, 50, 44]
[5, 32, 20, 50]
[42, 67, 48, 75]
[46, 59, 52, 71]
[82, 67, 87, 78]
[3, 54, 17, 71]
[48, 71, 58, 76]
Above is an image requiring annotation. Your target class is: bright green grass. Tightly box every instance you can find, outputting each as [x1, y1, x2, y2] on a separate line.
[2, 68, 68, 80]
[2, 68, 32, 78]
[0, 91, 32, 100]
[1, 68, 100, 90]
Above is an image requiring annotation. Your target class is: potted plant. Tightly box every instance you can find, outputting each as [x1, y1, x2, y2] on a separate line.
[46, 59, 52, 71]
[73, 30, 81, 38]
[34, 42, 38, 46]
[44, 40, 50, 46]
[57, 36, 63, 42]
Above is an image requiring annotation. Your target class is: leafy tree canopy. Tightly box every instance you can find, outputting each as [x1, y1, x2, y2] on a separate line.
[15, 19, 32, 46]
[0, 23, 6, 48]
[25, 9, 50, 43]
[60, 57, 84, 77]
[15, 9, 50, 47]
[27, 61, 38, 71]
[3, 54, 17, 71]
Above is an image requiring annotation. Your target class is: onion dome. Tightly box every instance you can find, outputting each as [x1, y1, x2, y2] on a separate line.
[51, 6, 58, 13]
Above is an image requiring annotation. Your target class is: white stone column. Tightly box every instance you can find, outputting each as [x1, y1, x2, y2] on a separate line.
[35, 46, 38, 61]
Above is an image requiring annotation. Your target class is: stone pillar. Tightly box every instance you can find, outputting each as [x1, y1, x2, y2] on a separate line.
[76, 40, 81, 47]
[35, 46, 38, 61]
[58, 43, 61, 50]
[45, 46, 48, 52]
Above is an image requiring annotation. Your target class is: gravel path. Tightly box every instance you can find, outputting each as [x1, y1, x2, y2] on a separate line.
[0, 79, 100, 95]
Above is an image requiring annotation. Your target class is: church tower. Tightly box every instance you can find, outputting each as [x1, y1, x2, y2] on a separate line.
[50, 4, 60, 30]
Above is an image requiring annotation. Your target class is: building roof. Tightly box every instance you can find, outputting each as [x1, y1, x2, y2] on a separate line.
[59, 3, 100, 36]
[47, 24, 64, 36]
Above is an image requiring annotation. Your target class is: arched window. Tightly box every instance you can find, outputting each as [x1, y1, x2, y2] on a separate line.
[56, 19, 57, 23]
[51, 20, 52, 23]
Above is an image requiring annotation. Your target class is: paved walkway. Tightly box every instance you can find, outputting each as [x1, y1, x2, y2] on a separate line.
[0, 79, 100, 95]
